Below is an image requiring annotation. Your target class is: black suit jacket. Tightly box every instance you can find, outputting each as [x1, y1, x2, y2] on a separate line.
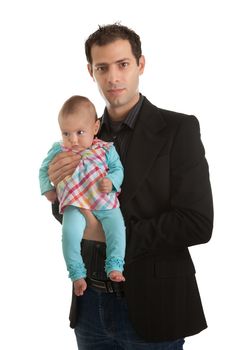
[54, 97, 213, 341]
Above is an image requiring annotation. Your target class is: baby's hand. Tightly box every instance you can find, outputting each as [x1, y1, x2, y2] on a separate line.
[99, 177, 113, 193]
[44, 190, 57, 203]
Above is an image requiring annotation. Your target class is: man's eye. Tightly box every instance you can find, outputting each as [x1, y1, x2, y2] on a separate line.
[120, 62, 129, 68]
[96, 66, 107, 72]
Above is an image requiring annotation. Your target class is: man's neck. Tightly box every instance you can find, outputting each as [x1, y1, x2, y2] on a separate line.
[107, 94, 140, 121]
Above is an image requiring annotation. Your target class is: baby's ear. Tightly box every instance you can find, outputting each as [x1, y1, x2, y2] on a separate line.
[94, 119, 100, 135]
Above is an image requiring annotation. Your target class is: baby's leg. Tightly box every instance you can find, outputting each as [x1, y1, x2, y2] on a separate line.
[62, 206, 87, 281]
[94, 208, 126, 282]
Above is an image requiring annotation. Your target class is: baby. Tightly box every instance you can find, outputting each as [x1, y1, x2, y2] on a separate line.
[39, 95, 126, 296]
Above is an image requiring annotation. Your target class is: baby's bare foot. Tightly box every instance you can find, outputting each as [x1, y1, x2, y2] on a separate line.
[74, 278, 87, 296]
[109, 271, 125, 282]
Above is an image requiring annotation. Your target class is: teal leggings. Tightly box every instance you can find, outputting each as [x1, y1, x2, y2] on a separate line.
[62, 206, 126, 281]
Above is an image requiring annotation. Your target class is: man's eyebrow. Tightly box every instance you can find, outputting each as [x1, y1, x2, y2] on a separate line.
[116, 58, 130, 63]
[94, 62, 108, 67]
[94, 58, 130, 67]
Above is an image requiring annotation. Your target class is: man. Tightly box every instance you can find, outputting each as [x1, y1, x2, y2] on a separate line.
[49, 24, 213, 349]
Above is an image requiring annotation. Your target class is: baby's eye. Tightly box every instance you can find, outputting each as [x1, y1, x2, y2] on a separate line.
[77, 130, 85, 135]
[62, 132, 69, 137]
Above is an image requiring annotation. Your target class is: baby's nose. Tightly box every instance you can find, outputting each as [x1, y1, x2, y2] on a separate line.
[70, 134, 79, 145]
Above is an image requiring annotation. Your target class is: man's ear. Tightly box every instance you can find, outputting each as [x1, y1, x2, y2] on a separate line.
[87, 63, 95, 81]
[138, 55, 145, 75]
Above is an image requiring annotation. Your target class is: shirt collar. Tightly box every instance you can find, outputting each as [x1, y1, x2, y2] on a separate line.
[101, 94, 144, 130]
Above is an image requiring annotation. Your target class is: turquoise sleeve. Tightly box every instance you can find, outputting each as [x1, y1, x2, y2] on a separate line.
[105, 145, 124, 192]
[39, 142, 62, 195]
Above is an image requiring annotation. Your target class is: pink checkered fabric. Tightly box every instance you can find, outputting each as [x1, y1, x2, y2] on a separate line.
[57, 139, 120, 213]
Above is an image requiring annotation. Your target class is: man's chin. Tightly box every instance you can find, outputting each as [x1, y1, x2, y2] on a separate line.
[106, 96, 125, 108]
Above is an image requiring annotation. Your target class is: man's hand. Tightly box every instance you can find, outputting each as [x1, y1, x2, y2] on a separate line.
[48, 151, 81, 186]
[99, 177, 113, 193]
[44, 190, 57, 203]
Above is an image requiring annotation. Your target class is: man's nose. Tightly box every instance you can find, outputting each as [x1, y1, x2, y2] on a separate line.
[107, 66, 119, 84]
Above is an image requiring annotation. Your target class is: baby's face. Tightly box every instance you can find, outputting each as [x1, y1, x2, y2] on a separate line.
[59, 109, 100, 152]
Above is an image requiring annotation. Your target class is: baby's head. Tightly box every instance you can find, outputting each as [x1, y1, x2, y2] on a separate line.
[58, 95, 100, 151]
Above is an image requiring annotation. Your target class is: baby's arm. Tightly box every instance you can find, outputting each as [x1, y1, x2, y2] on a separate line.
[39, 142, 62, 198]
[104, 145, 124, 192]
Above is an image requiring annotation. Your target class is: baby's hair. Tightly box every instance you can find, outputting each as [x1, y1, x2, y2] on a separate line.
[58, 95, 98, 121]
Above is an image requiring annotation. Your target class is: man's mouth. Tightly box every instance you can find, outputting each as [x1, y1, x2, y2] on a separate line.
[107, 88, 125, 96]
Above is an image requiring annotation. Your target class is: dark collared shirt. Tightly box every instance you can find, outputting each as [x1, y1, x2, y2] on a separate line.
[99, 94, 144, 166]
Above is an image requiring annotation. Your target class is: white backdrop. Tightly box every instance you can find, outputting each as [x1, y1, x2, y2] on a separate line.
[1, 0, 232, 349]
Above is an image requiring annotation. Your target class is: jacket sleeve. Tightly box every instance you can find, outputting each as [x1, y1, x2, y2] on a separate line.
[52, 200, 63, 224]
[159, 116, 213, 247]
[126, 116, 213, 263]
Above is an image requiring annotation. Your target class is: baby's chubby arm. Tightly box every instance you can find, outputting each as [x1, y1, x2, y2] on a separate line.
[105, 145, 124, 192]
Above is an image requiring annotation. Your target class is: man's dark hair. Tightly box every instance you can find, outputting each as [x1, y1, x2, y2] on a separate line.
[85, 23, 142, 65]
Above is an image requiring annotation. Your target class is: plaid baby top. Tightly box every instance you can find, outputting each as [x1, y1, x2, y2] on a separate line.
[39, 138, 124, 213]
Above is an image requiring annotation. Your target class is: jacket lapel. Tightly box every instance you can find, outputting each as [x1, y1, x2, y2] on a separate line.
[120, 98, 167, 208]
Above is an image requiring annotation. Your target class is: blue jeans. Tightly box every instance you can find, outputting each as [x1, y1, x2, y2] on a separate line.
[74, 287, 185, 349]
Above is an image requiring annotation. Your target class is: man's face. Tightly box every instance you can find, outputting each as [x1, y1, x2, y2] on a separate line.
[88, 39, 145, 118]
